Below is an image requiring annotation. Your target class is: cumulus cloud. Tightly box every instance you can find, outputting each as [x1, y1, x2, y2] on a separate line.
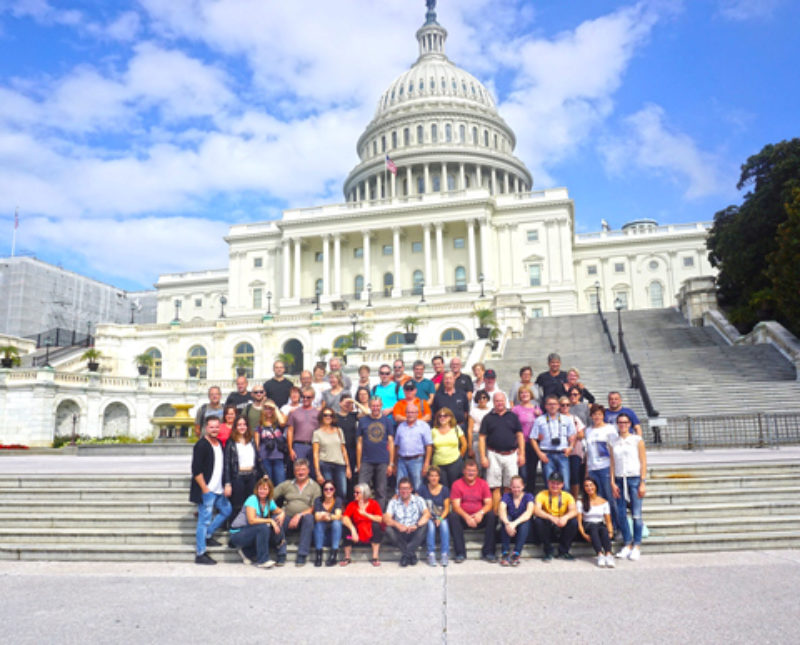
[717, 0, 782, 21]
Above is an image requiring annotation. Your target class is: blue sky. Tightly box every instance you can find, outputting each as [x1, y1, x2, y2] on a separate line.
[0, 0, 797, 291]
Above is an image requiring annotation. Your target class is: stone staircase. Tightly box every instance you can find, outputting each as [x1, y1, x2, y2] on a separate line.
[3, 462, 799, 561]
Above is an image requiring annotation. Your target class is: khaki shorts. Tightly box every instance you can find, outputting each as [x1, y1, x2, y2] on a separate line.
[486, 450, 518, 488]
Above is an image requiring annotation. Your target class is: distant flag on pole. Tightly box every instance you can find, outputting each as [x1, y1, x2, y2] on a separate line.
[14, 207, 19, 229]
[385, 155, 397, 176]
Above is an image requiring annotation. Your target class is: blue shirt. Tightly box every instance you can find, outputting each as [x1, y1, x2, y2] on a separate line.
[386, 494, 427, 526]
[395, 420, 432, 457]
[533, 413, 576, 451]
[357, 415, 394, 464]
[372, 382, 405, 412]
[413, 378, 436, 401]
[604, 406, 640, 428]
[501, 492, 534, 521]
[229, 494, 277, 534]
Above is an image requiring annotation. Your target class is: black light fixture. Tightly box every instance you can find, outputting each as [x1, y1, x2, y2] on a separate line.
[44, 339, 52, 368]
[219, 296, 227, 319]
[173, 299, 182, 322]
[350, 313, 359, 348]
[420, 279, 426, 303]
[615, 296, 624, 351]
[130, 301, 136, 324]
[366, 282, 373, 308]
[478, 272, 485, 298]
[86, 321, 92, 347]
[315, 286, 321, 312]
[266, 290, 272, 315]
[594, 280, 601, 313]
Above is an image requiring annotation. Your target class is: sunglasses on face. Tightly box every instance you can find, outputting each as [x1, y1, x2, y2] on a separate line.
[323, 486, 335, 492]
[302, 395, 314, 399]
[322, 413, 334, 418]
[379, 371, 390, 376]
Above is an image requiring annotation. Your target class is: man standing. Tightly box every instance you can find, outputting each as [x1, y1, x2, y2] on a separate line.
[531, 395, 576, 487]
[448, 459, 497, 563]
[273, 459, 321, 567]
[533, 472, 578, 561]
[431, 355, 446, 389]
[392, 359, 412, 389]
[371, 364, 404, 416]
[605, 391, 643, 436]
[481, 369, 507, 406]
[479, 392, 525, 512]
[287, 387, 320, 467]
[393, 380, 432, 424]
[263, 360, 293, 409]
[432, 371, 470, 431]
[383, 478, 430, 567]
[225, 375, 253, 413]
[194, 386, 224, 436]
[299, 370, 322, 408]
[535, 353, 568, 403]
[411, 359, 436, 404]
[450, 357, 474, 402]
[243, 384, 267, 432]
[329, 356, 352, 392]
[190, 417, 232, 565]
[394, 403, 432, 492]
[357, 397, 395, 509]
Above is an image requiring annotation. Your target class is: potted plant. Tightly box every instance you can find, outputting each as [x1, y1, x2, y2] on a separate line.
[474, 308, 496, 339]
[134, 352, 154, 376]
[186, 356, 204, 378]
[489, 327, 501, 351]
[232, 355, 253, 377]
[316, 347, 329, 370]
[401, 315, 422, 344]
[277, 352, 296, 374]
[0, 345, 21, 369]
[81, 348, 102, 372]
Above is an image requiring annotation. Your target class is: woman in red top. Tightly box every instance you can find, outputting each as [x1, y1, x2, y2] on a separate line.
[217, 404, 237, 447]
[341, 482, 383, 567]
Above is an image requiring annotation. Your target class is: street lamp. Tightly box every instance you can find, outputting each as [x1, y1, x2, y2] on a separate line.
[315, 286, 321, 312]
[366, 283, 373, 308]
[44, 339, 52, 368]
[419, 279, 426, 303]
[219, 296, 227, 319]
[86, 321, 92, 347]
[173, 299, 182, 322]
[130, 301, 136, 324]
[266, 290, 272, 315]
[350, 313, 359, 349]
[478, 273, 485, 298]
[594, 280, 601, 313]
[615, 296, 624, 352]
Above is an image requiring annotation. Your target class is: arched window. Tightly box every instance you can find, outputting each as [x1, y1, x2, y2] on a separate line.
[472, 127, 478, 144]
[145, 347, 162, 378]
[484, 130, 489, 146]
[445, 124, 452, 142]
[459, 124, 465, 142]
[391, 131, 397, 148]
[454, 266, 467, 291]
[386, 332, 405, 348]
[417, 125, 424, 144]
[233, 342, 255, 379]
[383, 272, 394, 297]
[431, 124, 438, 143]
[354, 275, 364, 299]
[413, 270, 424, 295]
[441, 328, 465, 345]
[187, 345, 207, 379]
[403, 128, 410, 146]
[333, 335, 350, 349]
[649, 281, 664, 308]
[432, 175, 441, 192]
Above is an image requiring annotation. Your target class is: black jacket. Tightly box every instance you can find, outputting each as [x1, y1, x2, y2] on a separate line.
[224, 438, 263, 482]
[189, 437, 229, 504]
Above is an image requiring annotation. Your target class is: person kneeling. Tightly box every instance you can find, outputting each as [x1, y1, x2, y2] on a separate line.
[313, 479, 343, 567]
[533, 472, 578, 561]
[228, 475, 284, 568]
[383, 478, 430, 567]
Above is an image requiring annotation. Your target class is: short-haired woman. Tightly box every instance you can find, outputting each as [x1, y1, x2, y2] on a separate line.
[340, 482, 383, 566]
[498, 475, 534, 566]
[312, 407, 352, 497]
[418, 466, 451, 567]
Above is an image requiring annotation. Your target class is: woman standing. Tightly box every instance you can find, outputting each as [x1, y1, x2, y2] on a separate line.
[471, 362, 486, 392]
[498, 475, 535, 566]
[280, 386, 302, 417]
[577, 477, 615, 568]
[341, 483, 383, 566]
[336, 395, 359, 501]
[584, 404, 619, 532]
[467, 390, 491, 461]
[312, 407, 352, 497]
[512, 385, 542, 493]
[610, 413, 647, 561]
[321, 371, 346, 413]
[218, 404, 238, 447]
[313, 479, 343, 567]
[228, 475, 283, 568]
[425, 407, 467, 487]
[418, 467, 451, 567]
[224, 415, 261, 520]
[559, 395, 586, 498]
[354, 386, 372, 418]
[254, 400, 287, 485]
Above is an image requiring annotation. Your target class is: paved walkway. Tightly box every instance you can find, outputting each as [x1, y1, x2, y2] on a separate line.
[1, 550, 798, 643]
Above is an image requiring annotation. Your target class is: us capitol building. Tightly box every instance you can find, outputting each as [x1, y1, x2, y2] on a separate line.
[0, 2, 714, 443]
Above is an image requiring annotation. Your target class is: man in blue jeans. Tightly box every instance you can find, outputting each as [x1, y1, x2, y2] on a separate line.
[190, 417, 232, 565]
[393, 403, 432, 492]
[531, 395, 576, 489]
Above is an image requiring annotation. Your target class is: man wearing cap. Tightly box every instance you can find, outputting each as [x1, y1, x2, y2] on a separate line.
[393, 380, 432, 424]
[481, 369, 507, 406]
[533, 472, 578, 561]
[535, 353, 568, 403]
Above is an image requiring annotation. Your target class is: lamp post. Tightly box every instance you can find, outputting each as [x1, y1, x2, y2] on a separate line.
[44, 339, 52, 368]
[266, 291, 272, 315]
[86, 321, 92, 347]
[173, 299, 181, 323]
[366, 282, 373, 308]
[315, 286, 321, 312]
[419, 279, 426, 303]
[219, 296, 227, 319]
[594, 280, 601, 313]
[350, 313, 359, 349]
[478, 272, 485, 298]
[615, 296, 624, 352]
[130, 301, 136, 324]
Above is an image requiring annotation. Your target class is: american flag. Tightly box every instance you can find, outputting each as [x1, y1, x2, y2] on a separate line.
[14, 208, 18, 229]
[385, 155, 397, 176]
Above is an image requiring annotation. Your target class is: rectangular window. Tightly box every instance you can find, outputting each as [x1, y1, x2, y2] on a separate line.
[404, 128, 410, 146]
[382, 245, 392, 256]
[529, 265, 542, 287]
[614, 262, 625, 273]
[354, 247, 363, 259]
[530, 307, 544, 318]
[453, 237, 465, 249]
[314, 252, 323, 263]
[391, 132, 397, 148]
[683, 256, 695, 267]
[588, 293, 598, 310]
[614, 292, 629, 310]
[253, 257, 262, 268]
[194, 298, 202, 308]
[412, 241, 422, 253]
[587, 265, 598, 276]
[526, 230, 538, 242]
[252, 288, 262, 310]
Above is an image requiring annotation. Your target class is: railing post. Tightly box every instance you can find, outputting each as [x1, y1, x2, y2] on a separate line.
[757, 413, 765, 448]
[687, 417, 693, 451]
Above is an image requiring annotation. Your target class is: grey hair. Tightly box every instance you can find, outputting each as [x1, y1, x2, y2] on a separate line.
[354, 482, 372, 499]
[547, 352, 561, 363]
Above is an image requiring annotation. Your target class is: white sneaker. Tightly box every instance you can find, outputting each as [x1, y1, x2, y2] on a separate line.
[628, 547, 641, 561]
[605, 554, 616, 568]
[616, 545, 632, 559]
[237, 549, 253, 565]
[596, 554, 606, 568]
[257, 559, 276, 569]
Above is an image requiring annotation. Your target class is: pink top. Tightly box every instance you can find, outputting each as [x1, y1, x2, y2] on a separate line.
[512, 404, 542, 440]
[450, 477, 491, 515]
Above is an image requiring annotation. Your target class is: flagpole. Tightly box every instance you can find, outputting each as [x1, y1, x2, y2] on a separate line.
[11, 207, 18, 257]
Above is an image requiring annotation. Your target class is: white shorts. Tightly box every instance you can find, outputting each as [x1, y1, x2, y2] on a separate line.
[486, 450, 518, 488]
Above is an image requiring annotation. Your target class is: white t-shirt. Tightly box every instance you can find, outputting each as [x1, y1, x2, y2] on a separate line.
[469, 407, 491, 445]
[236, 441, 256, 470]
[585, 424, 618, 472]
[577, 500, 610, 523]
[611, 433, 643, 478]
[207, 442, 224, 494]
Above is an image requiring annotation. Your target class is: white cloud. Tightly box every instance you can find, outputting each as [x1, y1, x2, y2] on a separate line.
[717, 0, 781, 21]
[600, 103, 727, 199]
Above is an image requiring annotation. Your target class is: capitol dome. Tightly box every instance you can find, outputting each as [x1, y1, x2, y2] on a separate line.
[343, 2, 532, 202]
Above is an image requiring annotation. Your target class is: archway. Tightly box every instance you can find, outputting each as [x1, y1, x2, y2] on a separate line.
[283, 339, 304, 375]
[55, 399, 81, 438]
[102, 402, 131, 437]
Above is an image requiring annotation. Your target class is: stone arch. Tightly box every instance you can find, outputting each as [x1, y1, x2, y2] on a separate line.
[102, 402, 131, 437]
[282, 339, 304, 375]
[55, 399, 81, 438]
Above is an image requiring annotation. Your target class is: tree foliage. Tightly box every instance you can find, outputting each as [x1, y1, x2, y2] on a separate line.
[706, 138, 800, 333]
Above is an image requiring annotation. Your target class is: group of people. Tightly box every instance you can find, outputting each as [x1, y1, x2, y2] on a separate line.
[191, 353, 647, 569]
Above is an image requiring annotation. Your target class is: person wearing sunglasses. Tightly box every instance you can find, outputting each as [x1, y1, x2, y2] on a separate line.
[425, 407, 467, 488]
[313, 479, 343, 567]
[558, 396, 586, 498]
[312, 407, 351, 497]
[287, 387, 321, 471]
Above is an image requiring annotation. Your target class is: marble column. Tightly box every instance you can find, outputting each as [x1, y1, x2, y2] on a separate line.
[423, 164, 430, 194]
[362, 231, 371, 298]
[322, 234, 330, 297]
[293, 237, 302, 299]
[467, 219, 477, 287]
[423, 224, 432, 288]
[333, 234, 342, 297]
[392, 227, 401, 296]
[491, 168, 497, 196]
[406, 166, 412, 197]
[376, 173, 383, 200]
[282, 239, 291, 300]
[459, 163, 465, 190]
[479, 218, 491, 287]
[435, 222, 445, 288]
[476, 165, 483, 190]
[441, 162, 447, 192]
[504, 171, 510, 194]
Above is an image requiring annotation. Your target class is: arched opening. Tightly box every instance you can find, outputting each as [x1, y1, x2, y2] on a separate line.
[383, 272, 394, 297]
[441, 328, 466, 345]
[283, 339, 304, 375]
[649, 281, 664, 308]
[386, 332, 405, 348]
[454, 266, 467, 292]
[55, 399, 81, 438]
[145, 347, 162, 378]
[187, 345, 207, 379]
[413, 270, 424, 295]
[153, 403, 176, 418]
[233, 342, 255, 379]
[102, 402, 130, 438]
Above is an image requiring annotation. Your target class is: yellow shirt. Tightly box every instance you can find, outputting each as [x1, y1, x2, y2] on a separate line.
[432, 426, 462, 466]
[535, 490, 575, 517]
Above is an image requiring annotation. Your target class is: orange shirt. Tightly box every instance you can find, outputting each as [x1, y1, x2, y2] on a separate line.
[393, 397, 431, 420]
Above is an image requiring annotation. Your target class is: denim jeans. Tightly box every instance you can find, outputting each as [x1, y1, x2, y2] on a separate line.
[615, 476, 643, 545]
[229, 523, 272, 564]
[359, 462, 389, 509]
[313, 519, 343, 549]
[397, 456, 424, 491]
[426, 517, 450, 555]
[500, 518, 531, 555]
[588, 467, 619, 531]
[320, 462, 347, 499]
[196, 491, 232, 555]
[542, 451, 570, 487]
[278, 513, 315, 557]
[261, 458, 286, 485]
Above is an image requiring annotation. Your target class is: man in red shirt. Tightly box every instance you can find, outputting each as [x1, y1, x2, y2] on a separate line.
[448, 459, 497, 563]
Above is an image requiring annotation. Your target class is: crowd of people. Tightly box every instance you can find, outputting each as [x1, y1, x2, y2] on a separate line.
[191, 353, 647, 569]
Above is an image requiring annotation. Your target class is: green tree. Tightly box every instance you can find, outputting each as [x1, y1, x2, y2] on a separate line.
[706, 138, 800, 331]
